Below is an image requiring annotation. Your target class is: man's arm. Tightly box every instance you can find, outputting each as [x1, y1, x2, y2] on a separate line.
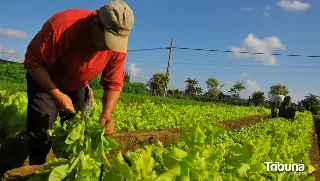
[28, 67, 61, 97]
[100, 52, 127, 125]
[24, 20, 75, 113]
[24, 20, 60, 94]
[101, 90, 121, 120]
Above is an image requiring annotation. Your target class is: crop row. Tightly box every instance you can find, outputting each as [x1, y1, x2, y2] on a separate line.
[27, 104, 315, 180]
[0, 90, 269, 138]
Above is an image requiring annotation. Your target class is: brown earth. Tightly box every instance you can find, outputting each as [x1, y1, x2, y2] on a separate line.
[1, 165, 44, 181]
[220, 114, 270, 130]
[1, 114, 270, 180]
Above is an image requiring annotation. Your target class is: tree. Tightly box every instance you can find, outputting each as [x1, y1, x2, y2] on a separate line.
[297, 101, 305, 111]
[195, 87, 203, 96]
[184, 78, 202, 98]
[228, 81, 245, 99]
[167, 89, 184, 98]
[124, 71, 131, 83]
[205, 78, 224, 100]
[122, 82, 147, 94]
[146, 73, 169, 96]
[251, 91, 265, 106]
[268, 84, 289, 98]
[301, 94, 320, 114]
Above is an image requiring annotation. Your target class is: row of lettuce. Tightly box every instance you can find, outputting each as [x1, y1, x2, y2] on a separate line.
[28, 101, 316, 180]
[0, 90, 269, 138]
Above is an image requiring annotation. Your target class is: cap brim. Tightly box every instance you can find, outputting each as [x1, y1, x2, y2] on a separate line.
[104, 30, 128, 53]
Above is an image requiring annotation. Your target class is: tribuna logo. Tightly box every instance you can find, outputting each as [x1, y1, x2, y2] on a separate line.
[264, 162, 305, 172]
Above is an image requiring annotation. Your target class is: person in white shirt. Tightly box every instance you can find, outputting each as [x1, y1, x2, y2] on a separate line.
[270, 94, 285, 118]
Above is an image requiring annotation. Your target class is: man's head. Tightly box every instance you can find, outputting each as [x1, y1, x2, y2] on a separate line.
[90, 0, 134, 52]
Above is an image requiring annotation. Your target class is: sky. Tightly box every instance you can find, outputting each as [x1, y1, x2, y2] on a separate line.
[0, 0, 319, 103]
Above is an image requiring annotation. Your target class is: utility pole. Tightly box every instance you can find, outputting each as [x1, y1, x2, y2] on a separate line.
[164, 39, 174, 97]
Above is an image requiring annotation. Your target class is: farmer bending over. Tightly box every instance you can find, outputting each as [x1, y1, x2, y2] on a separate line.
[23, 0, 134, 165]
[269, 94, 285, 118]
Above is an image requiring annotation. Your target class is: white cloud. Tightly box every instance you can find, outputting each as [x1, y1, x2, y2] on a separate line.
[241, 7, 254, 11]
[277, 0, 310, 11]
[220, 80, 236, 95]
[128, 63, 140, 77]
[263, 5, 272, 17]
[287, 88, 307, 103]
[239, 80, 263, 99]
[128, 68, 150, 83]
[0, 45, 24, 63]
[0, 27, 28, 39]
[263, 12, 271, 17]
[129, 68, 171, 84]
[229, 46, 250, 58]
[245, 80, 261, 92]
[230, 34, 286, 66]
[130, 74, 150, 83]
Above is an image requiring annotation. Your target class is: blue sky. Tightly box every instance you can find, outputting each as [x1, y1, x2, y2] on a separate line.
[0, 0, 319, 103]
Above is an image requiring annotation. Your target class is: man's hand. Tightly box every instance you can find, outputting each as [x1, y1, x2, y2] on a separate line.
[28, 67, 76, 113]
[52, 91, 76, 114]
[99, 116, 114, 135]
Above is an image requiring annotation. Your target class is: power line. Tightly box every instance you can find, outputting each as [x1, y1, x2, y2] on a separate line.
[2, 45, 320, 58]
[129, 48, 169, 52]
[172, 47, 320, 58]
[128, 60, 320, 69]
[129, 56, 320, 63]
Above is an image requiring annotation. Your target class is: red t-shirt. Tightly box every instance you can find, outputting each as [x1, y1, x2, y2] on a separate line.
[24, 9, 126, 92]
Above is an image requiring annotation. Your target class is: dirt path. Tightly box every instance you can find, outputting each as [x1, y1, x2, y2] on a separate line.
[1, 114, 270, 180]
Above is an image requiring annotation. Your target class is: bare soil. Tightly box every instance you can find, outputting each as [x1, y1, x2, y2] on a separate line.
[1, 165, 44, 181]
[0, 139, 28, 180]
[1, 114, 271, 180]
[109, 128, 181, 154]
[220, 115, 270, 130]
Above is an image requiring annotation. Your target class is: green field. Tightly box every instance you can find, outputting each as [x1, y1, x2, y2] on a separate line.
[0, 62, 318, 181]
[0, 89, 317, 181]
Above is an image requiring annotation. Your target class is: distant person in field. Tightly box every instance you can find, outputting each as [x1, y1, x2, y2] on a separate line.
[278, 96, 296, 120]
[269, 94, 285, 118]
[23, 0, 134, 165]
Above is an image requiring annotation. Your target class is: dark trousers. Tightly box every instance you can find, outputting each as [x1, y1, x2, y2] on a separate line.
[279, 107, 296, 120]
[270, 102, 280, 118]
[26, 72, 89, 165]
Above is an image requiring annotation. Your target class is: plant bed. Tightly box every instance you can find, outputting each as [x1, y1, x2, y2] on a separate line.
[1, 114, 270, 180]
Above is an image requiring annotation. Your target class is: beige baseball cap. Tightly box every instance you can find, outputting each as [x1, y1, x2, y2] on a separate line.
[98, 0, 134, 53]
